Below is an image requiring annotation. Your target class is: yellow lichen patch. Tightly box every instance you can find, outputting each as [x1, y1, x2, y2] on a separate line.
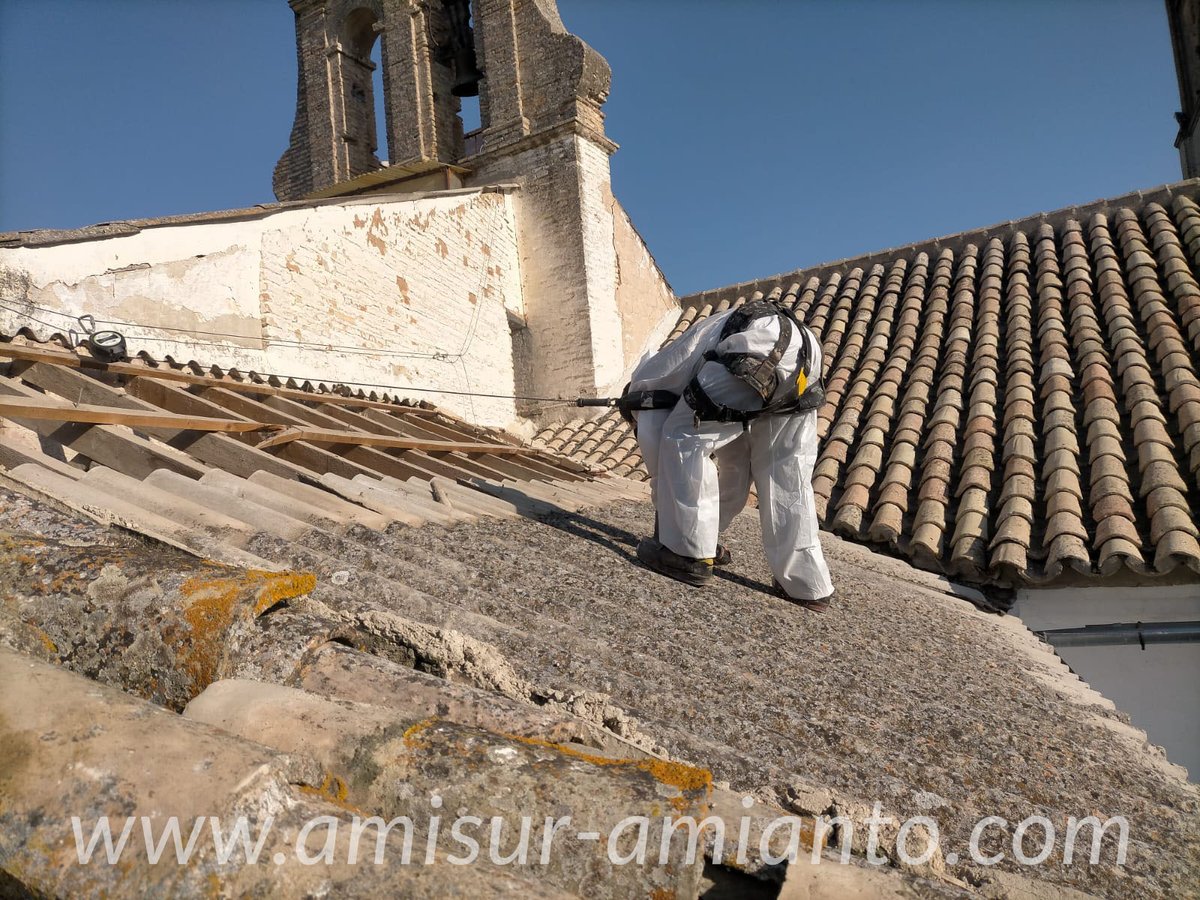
[29, 624, 57, 655]
[248, 570, 316, 616]
[178, 569, 315, 689]
[296, 773, 367, 814]
[639, 759, 713, 795]
[179, 574, 242, 689]
[502, 734, 712, 810]
[401, 717, 438, 748]
[0, 533, 47, 576]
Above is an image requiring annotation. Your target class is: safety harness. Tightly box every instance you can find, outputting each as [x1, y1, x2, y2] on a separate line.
[621, 301, 824, 427]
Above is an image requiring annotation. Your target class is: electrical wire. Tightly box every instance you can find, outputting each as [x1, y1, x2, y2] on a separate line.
[0, 200, 583, 411]
[0, 300, 579, 406]
[0, 299, 452, 361]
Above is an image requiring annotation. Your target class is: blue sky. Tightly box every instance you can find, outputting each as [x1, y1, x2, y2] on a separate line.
[0, 0, 1181, 295]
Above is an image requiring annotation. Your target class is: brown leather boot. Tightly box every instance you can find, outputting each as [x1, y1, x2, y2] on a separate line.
[772, 579, 833, 613]
[637, 538, 714, 587]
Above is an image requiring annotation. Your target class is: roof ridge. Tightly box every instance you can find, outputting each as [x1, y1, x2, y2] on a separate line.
[0, 184, 521, 250]
[681, 178, 1200, 307]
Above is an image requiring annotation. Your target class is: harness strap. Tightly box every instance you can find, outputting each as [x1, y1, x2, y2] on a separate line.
[682, 378, 753, 427]
[703, 303, 792, 403]
[683, 301, 824, 426]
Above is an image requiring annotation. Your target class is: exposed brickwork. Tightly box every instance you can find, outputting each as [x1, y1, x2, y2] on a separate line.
[273, 0, 678, 419]
[275, 0, 462, 202]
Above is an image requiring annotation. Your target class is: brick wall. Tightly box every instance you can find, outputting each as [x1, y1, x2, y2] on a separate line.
[468, 132, 677, 416]
[470, 133, 602, 411]
[0, 189, 525, 428]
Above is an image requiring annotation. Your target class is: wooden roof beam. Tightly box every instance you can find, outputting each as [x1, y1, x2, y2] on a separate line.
[255, 427, 537, 454]
[0, 375, 207, 480]
[0, 395, 276, 434]
[0, 342, 440, 415]
[13, 363, 310, 483]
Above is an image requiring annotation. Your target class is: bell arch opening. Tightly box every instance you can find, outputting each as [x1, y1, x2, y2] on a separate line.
[339, 6, 385, 174]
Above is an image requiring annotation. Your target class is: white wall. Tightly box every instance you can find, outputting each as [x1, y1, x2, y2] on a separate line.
[1014, 585, 1200, 780]
[0, 189, 524, 427]
[467, 133, 679, 418]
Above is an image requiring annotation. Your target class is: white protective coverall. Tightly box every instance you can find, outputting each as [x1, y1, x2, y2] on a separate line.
[629, 309, 834, 601]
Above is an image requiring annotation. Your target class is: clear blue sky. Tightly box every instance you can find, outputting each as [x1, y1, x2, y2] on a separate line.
[0, 0, 1181, 295]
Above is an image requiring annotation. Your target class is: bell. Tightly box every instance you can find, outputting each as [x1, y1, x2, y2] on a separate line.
[451, 45, 483, 97]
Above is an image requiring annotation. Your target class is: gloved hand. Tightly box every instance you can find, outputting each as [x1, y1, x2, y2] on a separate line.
[617, 381, 636, 425]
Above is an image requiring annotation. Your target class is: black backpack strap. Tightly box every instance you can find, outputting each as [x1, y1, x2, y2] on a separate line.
[684, 302, 824, 426]
[682, 379, 753, 428]
[704, 302, 792, 404]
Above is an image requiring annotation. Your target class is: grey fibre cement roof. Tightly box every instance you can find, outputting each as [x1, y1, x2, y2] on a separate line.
[3, 479, 1199, 895]
[215, 498, 1200, 895]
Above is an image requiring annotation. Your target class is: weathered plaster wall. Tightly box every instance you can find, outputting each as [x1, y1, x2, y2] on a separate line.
[468, 134, 677, 416]
[0, 189, 524, 427]
[575, 135, 623, 396]
[575, 138, 680, 399]
[470, 133, 604, 411]
[609, 199, 679, 391]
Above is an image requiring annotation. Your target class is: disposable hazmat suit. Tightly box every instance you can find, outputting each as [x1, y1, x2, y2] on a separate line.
[628, 308, 834, 603]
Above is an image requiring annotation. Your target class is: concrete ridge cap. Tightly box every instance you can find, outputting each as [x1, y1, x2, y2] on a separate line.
[0, 184, 520, 250]
[680, 178, 1200, 307]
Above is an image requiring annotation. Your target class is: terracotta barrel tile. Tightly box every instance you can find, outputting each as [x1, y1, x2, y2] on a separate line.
[1088, 434, 1126, 462]
[956, 466, 993, 495]
[875, 480, 911, 510]
[1091, 474, 1135, 504]
[1097, 538, 1147, 575]
[1085, 416, 1122, 443]
[1091, 493, 1137, 522]
[1045, 534, 1091, 577]
[1139, 459, 1190, 495]
[998, 471, 1036, 504]
[1147, 508, 1195, 542]
[991, 516, 1033, 549]
[867, 504, 904, 543]
[1153, 529, 1200, 574]
[1045, 467, 1084, 498]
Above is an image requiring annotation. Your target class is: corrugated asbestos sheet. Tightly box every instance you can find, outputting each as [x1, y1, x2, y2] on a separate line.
[0, 338, 649, 568]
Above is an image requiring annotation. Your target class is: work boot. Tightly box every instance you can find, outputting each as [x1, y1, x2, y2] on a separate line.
[637, 538, 713, 587]
[714, 544, 732, 567]
[772, 579, 833, 613]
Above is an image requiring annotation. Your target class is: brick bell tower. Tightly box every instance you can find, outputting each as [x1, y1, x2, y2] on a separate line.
[274, 0, 675, 415]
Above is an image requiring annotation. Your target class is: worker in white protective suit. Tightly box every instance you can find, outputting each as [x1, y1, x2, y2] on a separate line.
[624, 301, 834, 611]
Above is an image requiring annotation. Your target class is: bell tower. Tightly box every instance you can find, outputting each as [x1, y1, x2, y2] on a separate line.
[274, 0, 472, 199]
[274, 0, 676, 415]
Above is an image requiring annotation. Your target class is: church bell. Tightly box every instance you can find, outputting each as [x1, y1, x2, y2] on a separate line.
[442, 0, 484, 97]
[451, 46, 484, 97]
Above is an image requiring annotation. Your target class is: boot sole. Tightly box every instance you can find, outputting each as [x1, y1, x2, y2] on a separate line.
[636, 544, 712, 587]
